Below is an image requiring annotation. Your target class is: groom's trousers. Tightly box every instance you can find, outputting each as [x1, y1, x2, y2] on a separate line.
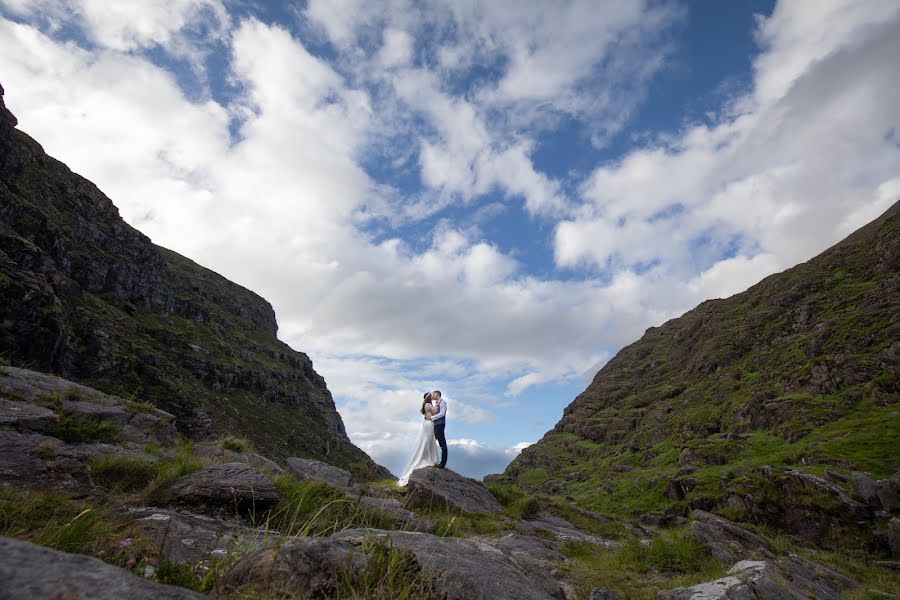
[434, 421, 447, 468]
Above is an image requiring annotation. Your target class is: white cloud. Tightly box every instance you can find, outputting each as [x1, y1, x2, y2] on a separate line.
[556, 1, 900, 297]
[1, 0, 897, 478]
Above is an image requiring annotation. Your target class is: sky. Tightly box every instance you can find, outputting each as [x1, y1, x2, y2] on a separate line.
[1, 0, 898, 479]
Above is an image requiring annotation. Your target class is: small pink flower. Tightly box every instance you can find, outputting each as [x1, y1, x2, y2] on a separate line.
[119, 538, 133, 549]
[145, 557, 157, 566]
[127, 557, 137, 567]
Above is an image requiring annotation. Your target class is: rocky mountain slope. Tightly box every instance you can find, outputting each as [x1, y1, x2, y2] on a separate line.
[0, 83, 387, 478]
[2, 365, 888, 599]
[498, 199, 899, 544]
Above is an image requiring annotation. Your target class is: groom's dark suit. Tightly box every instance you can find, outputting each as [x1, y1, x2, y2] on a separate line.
[432, 397, 448, 468]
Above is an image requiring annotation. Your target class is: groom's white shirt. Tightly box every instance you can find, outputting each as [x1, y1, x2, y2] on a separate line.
[432, 398, 447, 421]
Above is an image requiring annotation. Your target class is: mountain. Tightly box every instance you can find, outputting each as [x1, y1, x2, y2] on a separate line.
[498, 199, 899, 527]
[0, 83, 388, 479]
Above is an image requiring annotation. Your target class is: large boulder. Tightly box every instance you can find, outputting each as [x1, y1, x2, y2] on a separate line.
[332, 528, 566, 600]
[215, 536, 368, 599]
[162, 463, 279, 516]
[0, 536, 206, 600]
[286, 457, 353, 487]
[407, 467, 502, 514]
[357, 495, 434, 532]
[688, 510, 774, 564]
[656, 556, 856, 600]
[128, 507, 275, 565]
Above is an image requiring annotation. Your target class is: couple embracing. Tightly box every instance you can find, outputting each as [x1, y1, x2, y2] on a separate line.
[397, 390, 447, 486]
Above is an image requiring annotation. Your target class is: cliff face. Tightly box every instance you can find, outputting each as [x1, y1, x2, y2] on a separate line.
[500, 199, 899, 519]
[0, 83, 388, 478]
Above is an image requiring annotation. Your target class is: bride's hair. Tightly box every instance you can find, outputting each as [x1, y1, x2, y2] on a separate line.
[421, 392, 432, 415]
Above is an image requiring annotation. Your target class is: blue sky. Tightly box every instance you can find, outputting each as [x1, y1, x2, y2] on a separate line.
[1, 0, 898, 478]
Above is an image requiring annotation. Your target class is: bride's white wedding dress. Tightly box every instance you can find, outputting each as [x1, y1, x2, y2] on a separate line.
[397, 405, 438, 487]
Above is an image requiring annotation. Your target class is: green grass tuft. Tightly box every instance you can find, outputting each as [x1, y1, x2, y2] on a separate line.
[45, 410, 120, 443]
[91, 454, 160, 493]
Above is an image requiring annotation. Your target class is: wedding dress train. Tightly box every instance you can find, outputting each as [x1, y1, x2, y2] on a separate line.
[397, 412, 438, 487]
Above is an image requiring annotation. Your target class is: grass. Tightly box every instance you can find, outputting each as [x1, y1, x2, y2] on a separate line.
[557, 528, 725, 600]
[91, 454, 161, 493]
[215, 435, 253, 454]
[0, 486, 155, 570]
[339, 536, 435, 599]
[737, 523, 900, 599]
[142, 442, 209, 501]
[45, 410, 120, 443]
[257, 474, 397, 537]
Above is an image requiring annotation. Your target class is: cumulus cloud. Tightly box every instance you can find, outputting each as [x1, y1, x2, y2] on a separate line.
[556, 1, 900, 295]
[1, 0, 897, 478]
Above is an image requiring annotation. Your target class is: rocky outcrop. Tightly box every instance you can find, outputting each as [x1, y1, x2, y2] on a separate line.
[215, 536, 368, 599]
[332, 528, 567, 600]
[357, 496, 435, 532]
[0, 367, 177, 445]
[722, 466, 871, 545]
[286, 457, 353, 487]
[503, 198, 900, 535]
[407, 467, 502, 514]
[688, 510, 774, 564]
[656, 556, 856, 600]
[589, 590, 625, 600]
[473, 532, 566, 564]
[160, 463, 279, 516]
[0, 429, 91, 491]
[0, 84, 388, 477]
[0, 536, 206, 600]
[128, 507, 276, 565]
[193, 444, 284, 475]
[520, 512, 621, 549]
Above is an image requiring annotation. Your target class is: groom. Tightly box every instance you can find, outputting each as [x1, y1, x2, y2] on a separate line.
[431, 390, 448, 468]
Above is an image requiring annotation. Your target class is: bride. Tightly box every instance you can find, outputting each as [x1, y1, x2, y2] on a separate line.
[397, 392, 439, 486]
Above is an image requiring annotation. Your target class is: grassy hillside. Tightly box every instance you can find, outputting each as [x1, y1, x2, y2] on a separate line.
[498, 201, 899, 521]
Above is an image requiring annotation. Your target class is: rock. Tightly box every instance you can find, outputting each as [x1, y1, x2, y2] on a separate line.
[877, 473, 900, 513]
[0, 399, 57, 431]
[128, 507, 275, 565]
[589, 589, 625, 600]
[61, 399, 129, 425]
[162, 463, 279, 516]
[333, 528, 567, 600]
[286, 457, 353, 487]
[0, 536, 206, 600]
[889, 518, 900, 559]
[726, 466, 870, 544]
[215, 536, 368, 599]
[194, 444, 284, 475]
[688, 510, 774, 564]
[851, 471, 880, 506]
[357, 496, 434, 532]
[0, 429, 90, 491]
[656, 555, 856, 600]
[407, 467, 502, 514]
[520, 512, 621, 549]
[665, 477, 697, 501]
[122, 408, 177, 445]
[824, 469, 849, 484]
[474, 532, 567, 564]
